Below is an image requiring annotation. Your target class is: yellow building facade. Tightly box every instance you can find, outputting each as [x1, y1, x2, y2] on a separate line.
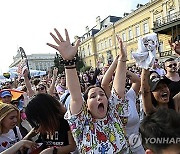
[77, 0, 180, 68]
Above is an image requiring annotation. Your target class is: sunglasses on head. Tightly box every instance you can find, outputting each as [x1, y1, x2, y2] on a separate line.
[166, 63, 177, 68]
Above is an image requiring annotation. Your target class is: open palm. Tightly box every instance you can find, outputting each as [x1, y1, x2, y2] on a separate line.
[116, 35, 127, 59]
[47, 28, 80, 60]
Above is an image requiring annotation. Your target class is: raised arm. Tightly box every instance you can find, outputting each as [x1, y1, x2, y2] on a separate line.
[89, 68, 100, 85]
[23, 69, 35, 97]
[168, 40, 180, 56]
[12, 77, 18, 89]
[47, 28, 83, 115]
[112, 36, 127, 99]
[48, 67, 58, 95]
[126, 70, 141, 95]
[173, 91, 180, 113]
[140, 69, 156, 114]
[1, 140, 37, 154]
[101, 55, 119, 98]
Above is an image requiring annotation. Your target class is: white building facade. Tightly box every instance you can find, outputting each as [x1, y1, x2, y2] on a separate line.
[9, 50, 56, 71]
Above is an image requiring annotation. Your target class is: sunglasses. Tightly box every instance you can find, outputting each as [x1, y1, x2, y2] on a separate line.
[36, 86, 45, 91]
[166, 63, 177, 68]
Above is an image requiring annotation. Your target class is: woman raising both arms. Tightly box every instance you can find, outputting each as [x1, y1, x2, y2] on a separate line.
[47, 28, 131, 153]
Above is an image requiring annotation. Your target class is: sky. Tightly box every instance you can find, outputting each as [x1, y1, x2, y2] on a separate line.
[0, 0, 149, 73]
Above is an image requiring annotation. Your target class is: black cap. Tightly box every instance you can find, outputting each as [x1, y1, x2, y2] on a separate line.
[149, 76, 170, 92]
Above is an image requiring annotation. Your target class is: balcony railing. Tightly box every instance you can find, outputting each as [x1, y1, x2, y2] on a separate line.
[153, 11, 180, 29]
[159, 50, 172, 57]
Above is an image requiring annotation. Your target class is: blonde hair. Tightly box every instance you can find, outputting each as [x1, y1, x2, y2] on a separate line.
[0, 103, 20, 134]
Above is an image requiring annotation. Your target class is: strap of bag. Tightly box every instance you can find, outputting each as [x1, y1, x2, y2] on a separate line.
[13, 126, 20, 142]
[62, 93, 70, 105]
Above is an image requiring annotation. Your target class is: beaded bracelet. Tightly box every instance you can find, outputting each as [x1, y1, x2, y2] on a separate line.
[63, 57, 77, 66]
[65, 66, 76, 69]
[118, 59, 128, 62]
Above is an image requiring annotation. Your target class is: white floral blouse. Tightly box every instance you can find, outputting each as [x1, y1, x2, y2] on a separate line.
[65, 89, 131, 154]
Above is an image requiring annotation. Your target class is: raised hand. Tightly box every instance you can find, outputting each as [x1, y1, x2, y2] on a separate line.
[168, 39, 180, 56]
[53, 67, 58, 77]
[23, 68, 29, 78]
[47, 28, 80, 60]
[20, 140, 38, 149]
[116, 35, 127, 60]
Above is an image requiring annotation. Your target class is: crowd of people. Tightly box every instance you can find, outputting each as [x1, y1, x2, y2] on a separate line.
[0, 28, 179, 154]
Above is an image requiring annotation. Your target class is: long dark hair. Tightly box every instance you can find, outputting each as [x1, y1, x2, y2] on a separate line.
[25, 93, 65, 134]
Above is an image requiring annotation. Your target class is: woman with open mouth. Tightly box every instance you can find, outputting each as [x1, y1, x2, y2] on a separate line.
[140, 68, 179, 115]
[47, 28, 131, 153]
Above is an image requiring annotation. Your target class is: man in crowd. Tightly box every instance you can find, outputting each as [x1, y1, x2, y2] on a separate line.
[151, 59, 166, 76]
[0, 90, 12, 104]
[140, 108, 180, 154]
[164, 58, 180, 100]
[56, 74, 67, 98]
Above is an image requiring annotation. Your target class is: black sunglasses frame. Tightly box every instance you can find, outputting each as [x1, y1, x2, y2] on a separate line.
[166, 63, 177, 68]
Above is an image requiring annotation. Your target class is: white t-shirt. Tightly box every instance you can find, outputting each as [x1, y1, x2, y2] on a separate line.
[60, 90, 84, 110]
[0, 126, 22, 152]
[139, 94, 145, 123]
[126, 88, 145, 154]
[60, 90, 70, 109]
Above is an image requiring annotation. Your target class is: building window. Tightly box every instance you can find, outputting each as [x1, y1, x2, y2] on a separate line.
[44, 63, 47, 70]
[81, 51, 83, 58]
[101, 42, 104, 50]
[158, 41, 163, 53]
[105, 40, 107, 48]
[143, 22, 149, 34]
[168, 9, 175, 22]
[83, 51, 86, 58]
[122, 33, 126, 41]
[99, 43, 101, 50]
[129, 29, 133, 40]
[107, 50, 113, 65]
[109, 38, 112, 47]
[89, 60, 92, 66]
[135, 26, 140, 37]
[78, 51, 82, 58]
[40, 63, 43, 70]
[97, 43, 100, 51]
[82, 48, 85, 58]
[130, 49, 134, 59]
[156, 16, 161, 26]
[87, 44, 91, 56]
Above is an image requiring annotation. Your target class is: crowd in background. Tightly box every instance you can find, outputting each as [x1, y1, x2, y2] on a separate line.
[0, 29, 179, 154]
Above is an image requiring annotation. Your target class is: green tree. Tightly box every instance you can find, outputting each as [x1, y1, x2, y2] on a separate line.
[54, 52, 64, 74]
[54, 52, 85, 74]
